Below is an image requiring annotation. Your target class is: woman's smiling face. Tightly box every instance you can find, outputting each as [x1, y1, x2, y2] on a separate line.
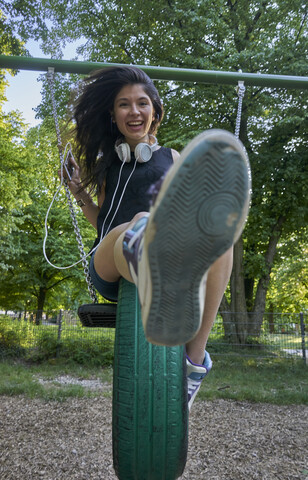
[112, 83, 155, 149]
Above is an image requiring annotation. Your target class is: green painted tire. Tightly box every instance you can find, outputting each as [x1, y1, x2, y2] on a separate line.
[112, 279, 188, 480]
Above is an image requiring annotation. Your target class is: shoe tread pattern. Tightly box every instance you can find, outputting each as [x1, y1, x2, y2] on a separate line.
[145, 134, 250, 345]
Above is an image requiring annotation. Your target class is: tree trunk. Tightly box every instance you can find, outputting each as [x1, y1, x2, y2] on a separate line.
[230, 237, 249, 343]
[219, 294, 236, 343]
[220, 237, 248, 344]
[35, 287, 46, 325]
[268, 303, 275, 334]
[244, 276, 254, 310]
[249, 215, 286, 336]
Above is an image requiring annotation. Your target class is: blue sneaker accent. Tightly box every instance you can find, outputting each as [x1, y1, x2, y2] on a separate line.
[187, 350, 212, 410]
[122, 215, 149, 284]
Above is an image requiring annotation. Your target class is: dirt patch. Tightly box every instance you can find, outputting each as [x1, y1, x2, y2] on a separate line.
[0, 394, 307, 479]
[36, 375, 110, 392]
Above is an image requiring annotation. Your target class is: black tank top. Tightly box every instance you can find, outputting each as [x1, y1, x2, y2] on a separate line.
[94, 146, 173, 245]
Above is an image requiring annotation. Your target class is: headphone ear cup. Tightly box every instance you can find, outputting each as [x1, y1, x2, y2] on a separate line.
[135, 143, 153, 163]
[115, 142, 131, 163]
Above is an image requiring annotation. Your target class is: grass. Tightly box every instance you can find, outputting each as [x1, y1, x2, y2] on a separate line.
[198, 355, 308, 405]
[1, 316, 306, 404]
[0, 356, 306, 405]
[0, 358, 113, 402]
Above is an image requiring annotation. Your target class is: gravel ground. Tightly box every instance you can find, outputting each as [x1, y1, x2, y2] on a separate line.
[1, 387, 307, 480]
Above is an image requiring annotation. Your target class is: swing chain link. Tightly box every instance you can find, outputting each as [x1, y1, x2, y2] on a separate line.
[63, 183, 98, 303]
[235, 80, 246, 139]
[47, 68, 98, 304]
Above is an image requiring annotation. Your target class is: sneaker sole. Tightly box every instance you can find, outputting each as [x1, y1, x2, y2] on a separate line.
[139, 129, 251, 346]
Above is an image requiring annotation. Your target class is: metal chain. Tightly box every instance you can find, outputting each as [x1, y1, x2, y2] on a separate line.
[47, 68, 98, 303]
[235, 80, 246, 139]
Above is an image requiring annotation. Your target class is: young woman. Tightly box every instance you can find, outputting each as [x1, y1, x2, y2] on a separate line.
[65, 66, 251, 409]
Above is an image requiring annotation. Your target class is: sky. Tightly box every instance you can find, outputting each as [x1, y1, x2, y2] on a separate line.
[3, 40, 80, 127]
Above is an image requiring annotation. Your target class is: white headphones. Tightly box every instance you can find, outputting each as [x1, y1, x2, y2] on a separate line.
[115, 135, 158, 163]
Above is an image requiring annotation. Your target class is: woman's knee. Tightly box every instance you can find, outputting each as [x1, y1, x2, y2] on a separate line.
[94, 214, 148, 280]
[129, 211, 149, 225]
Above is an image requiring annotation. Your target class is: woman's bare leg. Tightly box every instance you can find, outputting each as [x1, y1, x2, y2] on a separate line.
[93, 212, 148, 283]
[96, 212, 233, 364]
[186, 247, 233, 364]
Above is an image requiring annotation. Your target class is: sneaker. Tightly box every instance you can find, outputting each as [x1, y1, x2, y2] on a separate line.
[123, 215, 149, 285]
[127, 129, 251, 346]
[187, 350, 212, 411]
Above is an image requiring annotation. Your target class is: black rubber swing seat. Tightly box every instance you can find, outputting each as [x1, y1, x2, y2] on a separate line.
[78, 303, 117, 328]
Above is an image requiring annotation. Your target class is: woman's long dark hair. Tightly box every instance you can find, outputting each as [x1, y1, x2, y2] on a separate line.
[73, 66, 164, 194]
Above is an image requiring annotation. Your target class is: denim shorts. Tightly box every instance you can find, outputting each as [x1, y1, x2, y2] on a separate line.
[89, 254, 119, 301]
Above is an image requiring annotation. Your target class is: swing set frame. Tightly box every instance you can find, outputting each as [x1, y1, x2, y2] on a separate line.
[0, 54, 307, 88]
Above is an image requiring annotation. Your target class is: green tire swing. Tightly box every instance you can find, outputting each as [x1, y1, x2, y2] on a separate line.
[112, 279, 188, 480]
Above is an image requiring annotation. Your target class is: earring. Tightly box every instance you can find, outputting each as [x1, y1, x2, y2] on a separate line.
[110, 118, 116, 135]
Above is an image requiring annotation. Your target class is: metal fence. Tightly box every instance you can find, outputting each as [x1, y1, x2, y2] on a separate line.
[209, 311, 307, 361]
[0, 310, 307, 362]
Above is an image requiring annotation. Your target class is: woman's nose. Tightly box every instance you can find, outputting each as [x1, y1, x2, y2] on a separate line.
[130, 103, 140, 114]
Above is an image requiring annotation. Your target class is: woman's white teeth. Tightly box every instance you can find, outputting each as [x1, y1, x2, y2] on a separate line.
[128, 121, 142, 125]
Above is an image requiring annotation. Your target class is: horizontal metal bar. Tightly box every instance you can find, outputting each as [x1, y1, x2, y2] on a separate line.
[0, 54, 307, 89]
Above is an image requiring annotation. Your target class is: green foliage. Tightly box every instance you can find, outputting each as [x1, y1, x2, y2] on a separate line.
[1, 314, 307, 404]
[0, 1, 48, 46]
[0, 315, 38, 357]
[0, 317, 27, 357]
[267, 232, 308, 312]
[36, 0, 308, 318]
[0, 0, 307, 321]
[58, 334, 115, 366]
[0, 360, 45, 397]
[0, 6, 27, 56]
[32, 329, 59, 360]
[0, 112, 29, 207]
[0, 118, 96, 312]
[0, 316, 115, 366]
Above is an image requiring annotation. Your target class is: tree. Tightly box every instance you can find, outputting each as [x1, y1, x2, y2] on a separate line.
[266, 230, 308, 313]
[0, 109, 32, 276]
[1, 0, 307, 336]
[0, 1, 31, 108]
[0, 1, 48, 49]
[0, 120, 96, 317]
[0, 5, 97, 314]
[0, 1, 33, 277]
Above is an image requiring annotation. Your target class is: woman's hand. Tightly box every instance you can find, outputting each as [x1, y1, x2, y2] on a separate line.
[56, 151, 99, 227]
[58, 153, 82, 196]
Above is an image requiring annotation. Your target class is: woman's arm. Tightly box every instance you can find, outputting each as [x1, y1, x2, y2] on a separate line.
[73, 188, 101, 229]
[60, 154, 101, 229]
